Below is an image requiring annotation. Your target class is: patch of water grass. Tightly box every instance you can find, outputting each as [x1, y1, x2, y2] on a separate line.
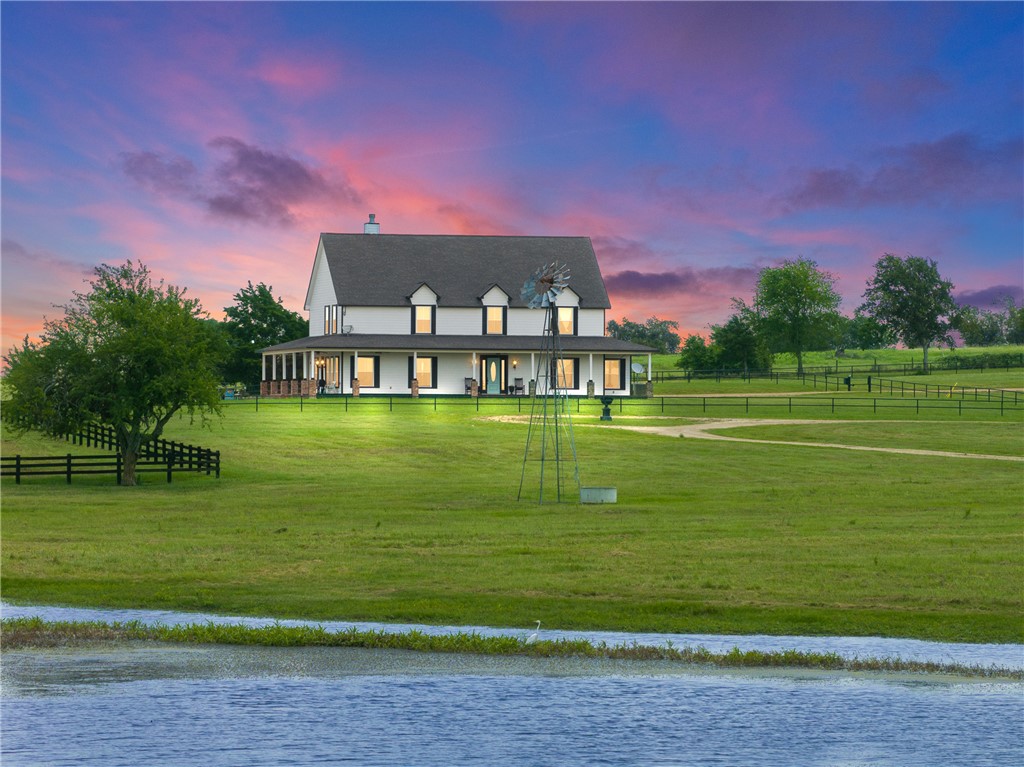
[3, 618, 1018, 679]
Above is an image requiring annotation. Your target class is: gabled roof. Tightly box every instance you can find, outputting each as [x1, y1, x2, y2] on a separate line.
[317, 234, 611, 309]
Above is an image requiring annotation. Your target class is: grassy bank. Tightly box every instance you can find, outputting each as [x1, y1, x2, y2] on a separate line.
[2, 399, 1022, 644]
[4, 618, 1018, 679]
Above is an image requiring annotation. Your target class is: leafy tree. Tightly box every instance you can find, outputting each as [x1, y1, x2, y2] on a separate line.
[677, 334, 718, 372]
[952, 305, 1005, 347]
[710, 309, 773, 372]
[1004, 298, 1024, 345]
[861, 254, 955, 371]
[749, 258, 842, 374]
[607, 316, 681, 354]
[222, 281, 308, 391]
[840, 310, 895, 351]
[2, 262, 223, 485]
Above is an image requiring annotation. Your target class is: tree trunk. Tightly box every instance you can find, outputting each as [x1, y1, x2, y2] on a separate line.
[796, 349, 804, 376]
[121, 450, 139, 486]
[922, 343, 930, 373]
[119, 429, 144, 487]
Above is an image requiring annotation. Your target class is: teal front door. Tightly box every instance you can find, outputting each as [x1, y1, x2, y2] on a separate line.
[483, 356, 503, 394]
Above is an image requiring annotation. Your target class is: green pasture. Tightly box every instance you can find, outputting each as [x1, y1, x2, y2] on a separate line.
[3, 391, 1022, 644]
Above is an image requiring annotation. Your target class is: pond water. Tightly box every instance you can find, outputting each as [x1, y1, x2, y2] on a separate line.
[3, 603, 1022, 766]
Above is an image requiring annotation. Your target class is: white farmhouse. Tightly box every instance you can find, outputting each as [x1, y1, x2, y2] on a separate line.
[260, 215, 654, 397]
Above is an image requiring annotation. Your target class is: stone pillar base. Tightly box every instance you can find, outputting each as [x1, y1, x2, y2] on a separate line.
[587, 380, 595, 398]
[411, 379, 419, 398]
[352, 379, 360, 397]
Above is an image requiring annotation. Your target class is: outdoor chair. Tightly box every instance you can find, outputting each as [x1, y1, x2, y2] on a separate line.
[513, 377, 525, 395]
[464, 377, 474, 395]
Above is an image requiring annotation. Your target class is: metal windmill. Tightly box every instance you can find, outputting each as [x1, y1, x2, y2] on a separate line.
[517, 262, 581, 503]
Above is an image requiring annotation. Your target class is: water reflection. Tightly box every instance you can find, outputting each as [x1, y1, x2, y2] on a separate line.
[3, 601, 1022, 670]
[2, 644, 1021, 767]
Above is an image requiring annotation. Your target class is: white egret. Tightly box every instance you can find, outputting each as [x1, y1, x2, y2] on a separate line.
[526, 620, 541, 644]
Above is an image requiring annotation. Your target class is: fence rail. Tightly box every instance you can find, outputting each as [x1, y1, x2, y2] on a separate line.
[653, 355, 1024, 383]
[2, 419, 220, 484]
[230, 392, 1022, 417]
[2, 448, 220, 484]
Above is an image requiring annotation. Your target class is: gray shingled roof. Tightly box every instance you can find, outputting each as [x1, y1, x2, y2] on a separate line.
[262, 334, 654, 354]
[319, 234, 611, 309]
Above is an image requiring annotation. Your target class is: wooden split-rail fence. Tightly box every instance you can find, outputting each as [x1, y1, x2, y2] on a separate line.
[2, 421, 220, 485]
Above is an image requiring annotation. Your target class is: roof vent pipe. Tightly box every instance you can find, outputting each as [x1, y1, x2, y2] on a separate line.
[363, 213, 380, 234]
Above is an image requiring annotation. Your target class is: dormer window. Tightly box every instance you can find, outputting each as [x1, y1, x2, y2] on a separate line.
[412, 305, 435, 334]
[483, 306, 506, 335]
[557, 306, 577, 336]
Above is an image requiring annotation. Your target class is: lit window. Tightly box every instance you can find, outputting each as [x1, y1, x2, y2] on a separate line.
[485, 306, 505, 335]
[554, 359, 577, 389]
[414, 305, 434, 334]
[604, 358, 623, 390]
[557, 307, 576, 335]
[356, 356, 378, 388]
[410, 356, 436, 388]
[324, 304, 342, 334]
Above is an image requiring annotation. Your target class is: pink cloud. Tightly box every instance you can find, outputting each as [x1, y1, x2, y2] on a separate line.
[779, 132, 1024, 211]
[250, 56, 339, 100]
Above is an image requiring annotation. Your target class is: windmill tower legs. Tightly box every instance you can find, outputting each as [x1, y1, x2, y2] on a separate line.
[518, 302, 581, 503]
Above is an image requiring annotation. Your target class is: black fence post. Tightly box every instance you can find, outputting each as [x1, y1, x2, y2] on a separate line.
[15, 455, 21, 485]
[116, 453, 122, 485]
[66, 454, 72, 484]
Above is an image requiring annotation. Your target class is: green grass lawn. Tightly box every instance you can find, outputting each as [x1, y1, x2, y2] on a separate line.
[2, 398, 1022, 644]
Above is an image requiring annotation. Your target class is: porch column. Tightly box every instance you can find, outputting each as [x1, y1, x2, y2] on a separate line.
[589, 353, 594, 381]
[353, 350, 359, 394]
[648, 353, 653, 382]
[272, 354, 278, 380]
[411, 350, 419, 397]
[292, 352, 298, 380]
[262, 354, 267, 381]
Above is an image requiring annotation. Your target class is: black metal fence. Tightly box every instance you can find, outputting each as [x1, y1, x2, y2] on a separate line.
[229, 392, 1022, 417]
[654, 354, 1024, 383]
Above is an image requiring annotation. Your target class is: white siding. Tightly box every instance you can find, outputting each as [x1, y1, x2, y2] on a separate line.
[557, 287, 580, 307]
[410, 284, 438, 305]
[306, 242, 338, 336]
[438, 307, 482, 335]
[508, 308, 546, 335]
[481, 286, 510, 306]
[577, 309, 606, 337]
[345, 306, 411, 335]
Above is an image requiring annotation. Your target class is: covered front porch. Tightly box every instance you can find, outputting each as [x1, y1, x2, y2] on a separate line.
[259, 335, 655, 398]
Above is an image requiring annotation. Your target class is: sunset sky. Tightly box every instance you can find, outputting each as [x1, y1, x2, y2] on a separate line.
[2, 1, 1021, 355]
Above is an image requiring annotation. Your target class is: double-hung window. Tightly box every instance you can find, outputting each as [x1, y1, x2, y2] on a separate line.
[604, 358, 625, 390]
[556, 306, 577, 336]
[351, 355, 380, 388]
[483, 306, 506, 335]
[553, 358, 579, 390]
[408, 356, 438, 389]
[412, 305, 435, 334]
